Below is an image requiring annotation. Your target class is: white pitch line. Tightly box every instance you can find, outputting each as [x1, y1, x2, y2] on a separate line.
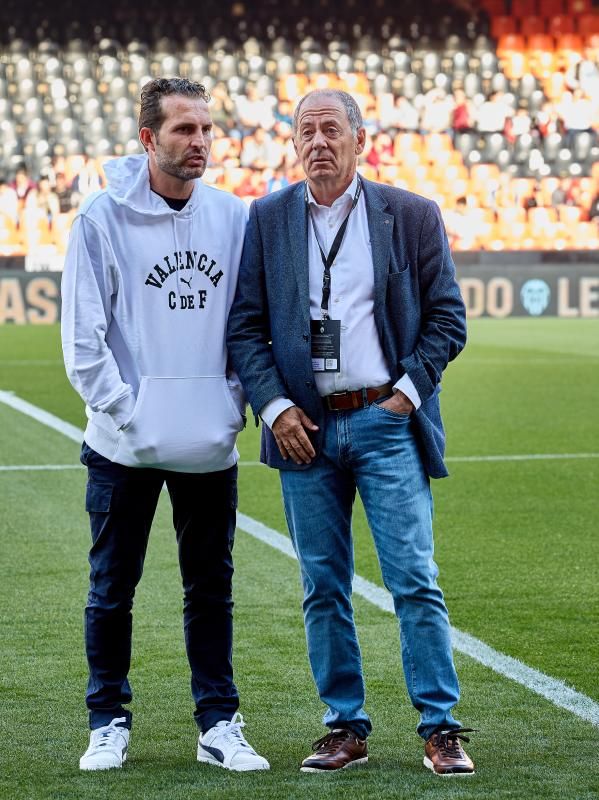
[0, 464, 82, 472]
[237, 513, 599, 729]
[2, 389, 599, 729]
[0, 390, 84, 443]
[446, 452, 599, 463]
[1, 392, 597, 466]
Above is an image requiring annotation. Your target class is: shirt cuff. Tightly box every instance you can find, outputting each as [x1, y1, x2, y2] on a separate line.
[393, 375, 422, 410]
[260, 397, 295, 430]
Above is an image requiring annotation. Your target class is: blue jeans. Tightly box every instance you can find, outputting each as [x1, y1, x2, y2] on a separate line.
[279, 402, 461, 741]
[80, 443, 239, 732]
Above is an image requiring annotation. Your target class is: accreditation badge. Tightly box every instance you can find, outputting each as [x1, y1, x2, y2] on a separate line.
[310, 319, 341, 372]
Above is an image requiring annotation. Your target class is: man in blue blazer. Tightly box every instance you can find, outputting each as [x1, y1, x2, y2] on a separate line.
[227, 89, 474, 775]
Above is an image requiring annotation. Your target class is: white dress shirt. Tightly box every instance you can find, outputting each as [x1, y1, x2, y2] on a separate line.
[261, 174, 421, 429]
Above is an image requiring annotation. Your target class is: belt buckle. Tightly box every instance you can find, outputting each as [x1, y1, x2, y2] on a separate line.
[326, 391, 347, 411]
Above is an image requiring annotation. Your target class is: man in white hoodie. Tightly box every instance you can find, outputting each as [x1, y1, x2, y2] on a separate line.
[61, 78, 269, 773]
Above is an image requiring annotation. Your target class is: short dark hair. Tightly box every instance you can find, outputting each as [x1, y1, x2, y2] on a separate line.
[292, 89, 363, 136]
[138, 77, 211, 139]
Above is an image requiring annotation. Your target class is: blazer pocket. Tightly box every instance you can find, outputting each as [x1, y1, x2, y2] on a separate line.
[388, 262, 411, 277]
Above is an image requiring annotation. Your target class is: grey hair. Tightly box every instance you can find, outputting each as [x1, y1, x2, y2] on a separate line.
[292, 89, 363, 136]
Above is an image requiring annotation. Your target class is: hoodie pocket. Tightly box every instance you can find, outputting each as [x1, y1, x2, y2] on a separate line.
[115, 376, 243, 471]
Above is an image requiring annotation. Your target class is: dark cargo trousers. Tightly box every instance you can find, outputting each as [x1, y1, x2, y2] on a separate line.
[80, 442, 239, 733]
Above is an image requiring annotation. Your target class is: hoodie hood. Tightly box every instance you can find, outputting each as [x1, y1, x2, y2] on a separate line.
[103, 153, 201, 218]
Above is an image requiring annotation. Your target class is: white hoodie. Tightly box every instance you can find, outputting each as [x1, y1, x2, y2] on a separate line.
[61, 154, 248, 473]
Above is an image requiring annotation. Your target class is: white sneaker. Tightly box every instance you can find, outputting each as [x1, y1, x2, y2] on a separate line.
[197, 712, 270, 771]
[79, 717, 129, 771]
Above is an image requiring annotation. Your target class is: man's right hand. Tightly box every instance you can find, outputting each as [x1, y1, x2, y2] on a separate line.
[272, 407, 319, 465]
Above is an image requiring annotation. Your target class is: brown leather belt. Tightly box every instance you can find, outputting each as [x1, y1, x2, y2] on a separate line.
[324, 383, 394, 411]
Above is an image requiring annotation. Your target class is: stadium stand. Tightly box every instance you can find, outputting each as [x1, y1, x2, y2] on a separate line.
[0, 0, 598, 254]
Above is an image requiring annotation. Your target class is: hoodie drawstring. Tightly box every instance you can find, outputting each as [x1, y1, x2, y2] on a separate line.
[172, 201, 195, 297]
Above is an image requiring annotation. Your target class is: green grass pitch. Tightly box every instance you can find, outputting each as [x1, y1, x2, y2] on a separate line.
[0, 319, 598, 800]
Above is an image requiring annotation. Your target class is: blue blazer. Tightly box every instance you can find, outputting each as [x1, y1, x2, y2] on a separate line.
[227, 178, 467, 479]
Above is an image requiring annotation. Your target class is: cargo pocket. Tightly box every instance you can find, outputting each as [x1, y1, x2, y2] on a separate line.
[85, 480, 113, 513]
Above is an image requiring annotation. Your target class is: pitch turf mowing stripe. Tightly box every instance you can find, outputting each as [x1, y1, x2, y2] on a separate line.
[0, 463, 83, 471]
[2, 390, 597, 467]
[2, 388, 599, 730]
[237, 452, 599, 466]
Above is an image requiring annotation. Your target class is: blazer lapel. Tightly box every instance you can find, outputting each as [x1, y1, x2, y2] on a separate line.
[286, 183, 311, 324]
[363, 179, 393, 336]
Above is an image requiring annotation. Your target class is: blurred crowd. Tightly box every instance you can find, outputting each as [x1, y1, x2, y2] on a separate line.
[1, 69, 599, 255]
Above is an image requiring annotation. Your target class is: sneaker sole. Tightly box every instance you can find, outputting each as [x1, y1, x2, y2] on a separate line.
[423, 756, 475, 776]
[300, 756, 369, 773]
[80, 750, 127, 771]
[197, 753, 270, 772]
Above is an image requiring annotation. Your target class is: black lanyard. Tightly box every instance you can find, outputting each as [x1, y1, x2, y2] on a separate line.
[305, 178, 362, 319]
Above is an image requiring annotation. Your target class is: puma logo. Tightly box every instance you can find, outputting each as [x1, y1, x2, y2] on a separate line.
[180, 276, 192, 289]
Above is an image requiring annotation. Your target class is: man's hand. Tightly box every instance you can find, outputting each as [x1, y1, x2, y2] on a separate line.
[272, 406, 319, 465]
[378, 390, 414, 416]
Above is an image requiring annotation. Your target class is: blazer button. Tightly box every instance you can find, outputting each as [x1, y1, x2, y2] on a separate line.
[305, 380, 313, 388]
[302, 333, 309, 341]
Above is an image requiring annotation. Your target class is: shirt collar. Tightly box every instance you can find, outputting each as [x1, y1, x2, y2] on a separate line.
[306, 173, 359, 208]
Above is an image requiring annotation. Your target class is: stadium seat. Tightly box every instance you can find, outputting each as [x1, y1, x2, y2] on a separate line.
[555, 34, 584, 71]
[491, 17, 517, 39]
[497, 34, 526, 58]
[578, 14, 599, 35]
[547, 16, 575, 36]
[520, 17, 545, 37]
[512, 0, 538, 17]
[542, 0, 566, 14]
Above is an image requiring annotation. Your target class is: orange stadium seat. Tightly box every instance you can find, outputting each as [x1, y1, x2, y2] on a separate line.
[527, 33, 554, 51]
[378, 165, 403, 186]
[528, 206, 559, 239]
[557, 204, 584, 225]
[539, 176, 561, 204]
[555, 34, 584, 70]
[23, 215, 56, 250]
[309, 73, 341, 90]
[542, 70, 567, 99]
[53, 212, 76, 255]
[358, 164, 378, 181]
[520, 16, 545, 37]
[480, 0, 508, 14]
[497, 34, 526, 57]
[512, 0, 538, 17]
[470, 163, 501, 182]
[578, 177, 597, 196]
[278, 74, 309, 101]
[393, 133, 423, 162]
[0, 213, 24, 256]
[578, 14, 599, 35]
[572, 222, 599, 248]
[547, 15, 575, 36]
[339, 73, 370, 94]
[491, 16, 518, 38]
[502, 50, 529, 78]
[527, 34, 556, 79]
[497, 206, 527, 229]
[422, 133, 453, 163]
[541, 0, 566, 13]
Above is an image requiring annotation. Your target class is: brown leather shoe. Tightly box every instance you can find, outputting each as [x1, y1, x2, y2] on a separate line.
[300, 728, 368, 772]
[424, 728, 475, 775]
